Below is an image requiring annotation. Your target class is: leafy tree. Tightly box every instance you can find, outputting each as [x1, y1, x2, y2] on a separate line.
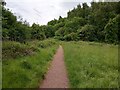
[104, 15, 119, 44]
[31, 23, 46, 40]
[77, 25, 97, 41]
[2, 1, 119, 44]
[53, 22, 65, 31]
[2, 28, 9, 40]
[54, 27, 65, 40]
[2, 7, 17, 29]
[47, 19, 57, 26]
[41, 25, 54, 38]
[65, 17, 86, 33]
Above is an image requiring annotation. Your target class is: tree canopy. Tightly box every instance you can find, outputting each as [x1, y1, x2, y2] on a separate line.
[2, 1, 119, 44]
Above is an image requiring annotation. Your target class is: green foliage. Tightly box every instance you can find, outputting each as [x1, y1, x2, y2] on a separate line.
[52, 2, 119, 43]
[2, 28, 9, 40]
[2, 41, 58, 88]
[65, 17, 86, 32]
[20, 60, 32, 69]
[38, 39, 57, 48]
[2, 41, 39, 60]
[43, 25, 55, 38]
[2, 2, 119, 44]
[2, 7, 17, 29]
[2, 5, 31, 42]
[47, 19, 57, 25]
[55, 27, 65, 40]
[64, 33, 78, 41]
[78, 25, 97, 41]
[31, 23, 46, 40]
[53, 22, 65, 31]
[104, 15, 119, 44]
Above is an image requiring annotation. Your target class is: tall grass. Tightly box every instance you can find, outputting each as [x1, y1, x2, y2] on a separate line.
[2, 39, 58, 88]
[62, 41, 118, 88]
[0, 40, 1, 89]
[0, 61, 2, 89]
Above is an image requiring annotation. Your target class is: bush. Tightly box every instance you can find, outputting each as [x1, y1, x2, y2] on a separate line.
[64, 33, 78, 41]
[77, 25, 97, 41]
[2, 41, 38, 60]
[38, 39, 56, 48]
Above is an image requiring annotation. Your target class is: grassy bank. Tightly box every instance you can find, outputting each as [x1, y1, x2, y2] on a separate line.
[62, 41, 118, 88]
[2, 39, 58, 88]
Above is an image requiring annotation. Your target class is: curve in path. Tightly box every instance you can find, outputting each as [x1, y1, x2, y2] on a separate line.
[40, 45, 69, 88]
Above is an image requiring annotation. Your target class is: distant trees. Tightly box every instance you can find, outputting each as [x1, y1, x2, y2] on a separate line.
[2, 2, 31, 43]
[48, 2, 119, 44]
[2, 1, 119, 44]
[2, 2, 54, 42]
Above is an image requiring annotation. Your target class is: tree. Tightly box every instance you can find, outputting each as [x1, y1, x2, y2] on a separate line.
[41, 25, 54, 38]
[104, 15, 119, 44]
[47, 19, 57, 26]
[77, 25, 97, 41]
[54, 27, 65, 40]
[31, 23, 46, 40]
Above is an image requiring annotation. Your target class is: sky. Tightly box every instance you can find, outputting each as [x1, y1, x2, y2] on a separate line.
[5, 0, 93, 25]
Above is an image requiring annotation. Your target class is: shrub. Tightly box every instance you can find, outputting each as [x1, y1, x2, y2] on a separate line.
[64, 33, 78, 41]
[2, 41, 38, 60]
[38, 40, 56, 48]
[77, 25, 97, 41]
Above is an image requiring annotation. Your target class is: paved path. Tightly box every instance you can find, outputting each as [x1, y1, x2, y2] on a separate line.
[40, 45, 69, 88]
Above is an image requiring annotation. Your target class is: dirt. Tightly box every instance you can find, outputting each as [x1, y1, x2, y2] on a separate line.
[39, 45, 69, 88]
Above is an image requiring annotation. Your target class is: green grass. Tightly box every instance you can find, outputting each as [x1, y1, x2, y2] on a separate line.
[0, 61, 2, 89]
[62, 41, 118, 88]
[2, 39, 119, 88]
[0, 41, 2, 89]
[2, 39, 58, 88]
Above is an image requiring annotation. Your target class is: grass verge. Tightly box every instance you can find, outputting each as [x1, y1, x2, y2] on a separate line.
[2, 39, 58, 88]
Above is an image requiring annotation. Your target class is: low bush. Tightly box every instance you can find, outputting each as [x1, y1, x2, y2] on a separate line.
[63, 33, 78, 41]
[2, 41, 39, 60]
[38, 40, 56, 48]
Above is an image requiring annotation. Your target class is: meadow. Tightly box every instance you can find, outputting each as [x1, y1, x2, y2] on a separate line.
[62, 41, 118, 88]
[2, 39, 119, 88]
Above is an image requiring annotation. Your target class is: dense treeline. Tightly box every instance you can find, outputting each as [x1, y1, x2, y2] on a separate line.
[2, 1, 54, 43]
[48, 2, 120, 44]
[2, 1, 120, 44]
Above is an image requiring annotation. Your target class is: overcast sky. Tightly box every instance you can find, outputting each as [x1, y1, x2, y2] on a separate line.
[5, 0, 93, 25]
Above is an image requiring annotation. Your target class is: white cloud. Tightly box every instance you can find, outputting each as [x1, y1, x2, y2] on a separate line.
[5, 0, 92, 25]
